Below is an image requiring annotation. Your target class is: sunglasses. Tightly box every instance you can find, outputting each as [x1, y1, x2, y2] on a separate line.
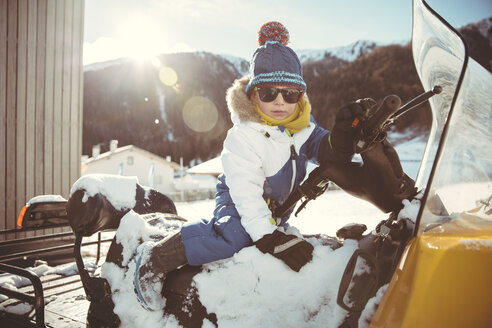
[255, 87, 303, 104]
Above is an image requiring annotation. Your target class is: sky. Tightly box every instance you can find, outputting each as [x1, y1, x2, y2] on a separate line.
[83, 0, 492, 66]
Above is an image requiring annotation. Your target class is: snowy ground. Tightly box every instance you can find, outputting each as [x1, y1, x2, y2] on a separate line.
[89, 191, 400, 328]
[0, 135, 425, 327]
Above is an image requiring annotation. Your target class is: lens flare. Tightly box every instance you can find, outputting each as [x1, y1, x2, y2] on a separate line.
[159, 67, 178, 86]
[182, 96, 219, 133]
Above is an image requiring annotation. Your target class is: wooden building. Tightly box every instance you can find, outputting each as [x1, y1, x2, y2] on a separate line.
[0, 0, 85, 240]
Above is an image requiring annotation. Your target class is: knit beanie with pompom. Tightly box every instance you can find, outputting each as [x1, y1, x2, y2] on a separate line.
[245, 21, 306, 95]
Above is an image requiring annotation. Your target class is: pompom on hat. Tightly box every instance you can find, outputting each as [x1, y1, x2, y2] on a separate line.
[245, 21, 306, 95]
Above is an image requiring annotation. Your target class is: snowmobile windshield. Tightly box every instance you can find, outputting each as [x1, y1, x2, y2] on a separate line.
[412, 0, 492, 234]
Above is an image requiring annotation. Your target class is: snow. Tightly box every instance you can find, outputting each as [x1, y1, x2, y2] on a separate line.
[288, 190, 384, 235]
[26, 195, 67, 205]
[70, 174, 139, 211]
[397, 198, 422, 222]
[0, 260, 96, 315]
[194, 241, 357, 328]
[295, 39, 391, 63]
[101, 212, 186, 325]
[0, 262, 82, 292]
[83, 57, 131, 72]
[459, 239, 492, 251]
[1, 302, 33, 315]
[358, 284, 388, 327]
[174, 175, 203, 191]
[219, 54, 249, 76]
[434, 182, 492, 215]
[187, 157, 223, 175]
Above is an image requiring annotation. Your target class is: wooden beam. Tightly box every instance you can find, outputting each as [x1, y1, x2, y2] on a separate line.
[0, 0, 7, 231]
[70, 0, 83, 191]
[44, 0, 55, 196]
[4, 0, 18, 238]
[35, 0, 47, 199]
[52, 0, 64, 197]
[61, 0, 73, 198]
[14, 0, 25, 236]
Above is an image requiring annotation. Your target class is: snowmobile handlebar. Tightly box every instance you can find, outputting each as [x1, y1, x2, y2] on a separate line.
[355, 85, 442, 153]
[390, 85, 442, 122]
[273, 86, 442, 219]
[354, 95, 401, 153]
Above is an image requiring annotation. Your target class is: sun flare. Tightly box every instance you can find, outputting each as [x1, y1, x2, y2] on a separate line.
[117, 15, 165, 63]
[84, 13, 198, 66]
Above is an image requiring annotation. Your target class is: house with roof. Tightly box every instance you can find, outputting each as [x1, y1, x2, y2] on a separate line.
[82, 141, 181, 196]
[187, 156, 223, 178]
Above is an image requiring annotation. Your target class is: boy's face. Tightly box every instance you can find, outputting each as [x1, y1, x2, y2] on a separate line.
[252, 86, 298, 120]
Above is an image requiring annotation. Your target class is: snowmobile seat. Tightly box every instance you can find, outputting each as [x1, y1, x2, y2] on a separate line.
[66, 178, 178, 328]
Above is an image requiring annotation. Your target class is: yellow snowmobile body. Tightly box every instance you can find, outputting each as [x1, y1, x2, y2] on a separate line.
[371, 212, 492, 328]
[370, 1, 492, 327]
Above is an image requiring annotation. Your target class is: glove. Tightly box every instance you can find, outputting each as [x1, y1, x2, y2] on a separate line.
[326, 98, 376, 162]
[360, 139, 417, 212]
[255, 230, 314, 272]
[336, 223, 367, 240]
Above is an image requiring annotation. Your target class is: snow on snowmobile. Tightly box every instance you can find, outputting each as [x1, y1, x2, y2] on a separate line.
[66, 1, 492, 327]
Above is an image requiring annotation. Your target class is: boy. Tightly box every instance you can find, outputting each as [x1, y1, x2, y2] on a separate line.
[133, 21, 415, 311]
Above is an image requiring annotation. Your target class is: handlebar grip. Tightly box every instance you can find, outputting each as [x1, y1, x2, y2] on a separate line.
[362, 95, 401, 136]
[354, 95, 401, 153]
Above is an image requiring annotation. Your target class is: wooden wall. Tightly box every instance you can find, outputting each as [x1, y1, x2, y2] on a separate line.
[0, 0, 84, 240]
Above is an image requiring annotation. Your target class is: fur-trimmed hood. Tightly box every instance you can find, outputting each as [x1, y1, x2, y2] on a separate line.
[225, 76, 310, 125]
[226, 76, 261, 124]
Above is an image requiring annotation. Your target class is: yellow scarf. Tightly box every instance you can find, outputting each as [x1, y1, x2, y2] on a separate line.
[255, 96, 311, 134]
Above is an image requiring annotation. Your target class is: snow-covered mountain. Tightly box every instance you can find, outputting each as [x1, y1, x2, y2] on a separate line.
[83, 57, 131, 72]
[219, 39, 385, 72]
[218, 54, 250, 76]
[295, 39, 382, 63]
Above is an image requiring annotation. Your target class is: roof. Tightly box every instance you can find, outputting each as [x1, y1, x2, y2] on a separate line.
[83, 145, 181, 170]
[188, 156, 223, 176]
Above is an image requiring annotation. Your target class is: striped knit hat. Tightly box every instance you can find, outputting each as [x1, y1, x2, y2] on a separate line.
[245, 21, 306, 95]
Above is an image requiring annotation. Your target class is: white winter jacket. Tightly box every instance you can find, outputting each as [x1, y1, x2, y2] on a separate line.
[220, 77, 329, 242]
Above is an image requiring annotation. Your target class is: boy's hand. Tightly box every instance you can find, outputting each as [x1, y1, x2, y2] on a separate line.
[255, 230, 314, 272]
[328, 98, 376, 161]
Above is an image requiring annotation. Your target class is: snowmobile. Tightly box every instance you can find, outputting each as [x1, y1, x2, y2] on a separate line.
[16, 195, 68, 230]
[66, 0, 492, 327]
